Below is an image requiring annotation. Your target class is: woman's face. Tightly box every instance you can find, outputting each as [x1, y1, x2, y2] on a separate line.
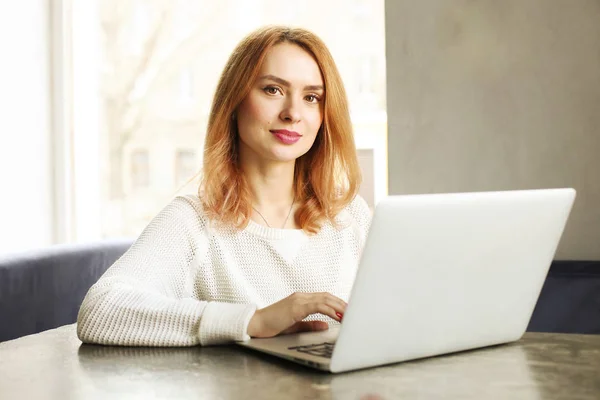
[235, 43, 324, 165]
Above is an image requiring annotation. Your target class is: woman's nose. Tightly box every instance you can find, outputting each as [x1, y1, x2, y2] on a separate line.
[279, 98, 301, 123]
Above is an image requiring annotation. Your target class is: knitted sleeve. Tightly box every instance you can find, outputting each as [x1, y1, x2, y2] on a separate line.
[76, 196, 257, 347]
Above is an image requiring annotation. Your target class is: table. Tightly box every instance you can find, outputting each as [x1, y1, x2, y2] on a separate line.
[0, 324, 598, 399]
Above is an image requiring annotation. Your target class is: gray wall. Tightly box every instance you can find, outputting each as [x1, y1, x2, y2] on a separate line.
[385, 0, 600, 260]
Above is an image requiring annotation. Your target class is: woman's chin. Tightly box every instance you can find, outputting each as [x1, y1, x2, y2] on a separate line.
[267, 147, 311, 163]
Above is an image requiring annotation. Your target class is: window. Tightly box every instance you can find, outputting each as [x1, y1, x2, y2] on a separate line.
[130, 149, 150, 189]
[176, 66, 195, 104]
[357, 149, 375, 209]
[68, 0, 387, 240]
[175, 149, 197, 187]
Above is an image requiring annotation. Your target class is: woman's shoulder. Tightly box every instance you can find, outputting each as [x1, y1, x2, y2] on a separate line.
[333, 193, 372, 235]
[173, 193, 204, 211]
[345, 194, 371, 219]
[159, 194, 209, 228]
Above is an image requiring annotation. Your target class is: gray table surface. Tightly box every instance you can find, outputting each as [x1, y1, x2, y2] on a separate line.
[0, 324, 598, 400]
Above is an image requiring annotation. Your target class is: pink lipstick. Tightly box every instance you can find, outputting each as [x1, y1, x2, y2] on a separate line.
[270, 129, 302, 145]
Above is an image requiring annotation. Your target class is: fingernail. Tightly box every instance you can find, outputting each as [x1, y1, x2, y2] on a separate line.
[336, 312, 343, 320]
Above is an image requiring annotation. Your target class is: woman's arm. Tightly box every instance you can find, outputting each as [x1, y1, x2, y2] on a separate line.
[76, 196, 256, 347]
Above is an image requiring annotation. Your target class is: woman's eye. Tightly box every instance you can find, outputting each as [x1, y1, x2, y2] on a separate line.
[264, 86, 280, 95]
[305, 94, 320, 103]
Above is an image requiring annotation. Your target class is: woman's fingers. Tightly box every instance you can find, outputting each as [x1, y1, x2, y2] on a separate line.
[299, 301, 341, 322]
[248, 292, 349, 338]
[300, 293, 346, 321]
[318, 292, 347, 314]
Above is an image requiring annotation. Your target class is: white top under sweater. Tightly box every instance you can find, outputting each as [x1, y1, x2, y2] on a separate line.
[77, 194, 371, 347]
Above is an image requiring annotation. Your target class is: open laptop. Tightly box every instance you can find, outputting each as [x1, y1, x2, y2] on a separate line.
[237, 188, 576, 373]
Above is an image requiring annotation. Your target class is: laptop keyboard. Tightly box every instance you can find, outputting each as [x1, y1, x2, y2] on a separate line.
[288, 342, 335, 358]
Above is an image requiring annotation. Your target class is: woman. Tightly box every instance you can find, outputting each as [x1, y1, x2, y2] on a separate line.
[77, 25, 372, 347]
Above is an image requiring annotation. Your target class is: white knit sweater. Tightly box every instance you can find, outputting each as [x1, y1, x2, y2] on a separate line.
[77, 194, 371, 347]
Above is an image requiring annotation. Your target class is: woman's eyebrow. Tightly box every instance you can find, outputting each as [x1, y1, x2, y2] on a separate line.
[259, 74, 324, 91]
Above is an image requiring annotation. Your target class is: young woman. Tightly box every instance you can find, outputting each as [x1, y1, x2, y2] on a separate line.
[77, 25, 372, 347]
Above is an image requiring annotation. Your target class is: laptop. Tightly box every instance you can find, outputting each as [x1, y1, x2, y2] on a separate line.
[237, 188, 576, 373]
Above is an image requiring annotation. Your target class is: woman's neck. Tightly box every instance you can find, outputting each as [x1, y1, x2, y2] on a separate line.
[243, 161, 295, 207]
[241, 159, 298, 229]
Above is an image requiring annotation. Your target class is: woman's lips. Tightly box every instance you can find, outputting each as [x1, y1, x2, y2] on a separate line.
[270, 129, 302, 145]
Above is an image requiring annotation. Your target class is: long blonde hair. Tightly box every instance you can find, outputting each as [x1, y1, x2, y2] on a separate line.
[200, 25, 361, 233]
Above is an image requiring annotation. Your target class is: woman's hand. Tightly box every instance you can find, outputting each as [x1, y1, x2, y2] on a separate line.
[247, 292, 347, 338]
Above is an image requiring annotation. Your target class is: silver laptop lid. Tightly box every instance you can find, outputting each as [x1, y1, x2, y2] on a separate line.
[330, 188, 575, 373]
